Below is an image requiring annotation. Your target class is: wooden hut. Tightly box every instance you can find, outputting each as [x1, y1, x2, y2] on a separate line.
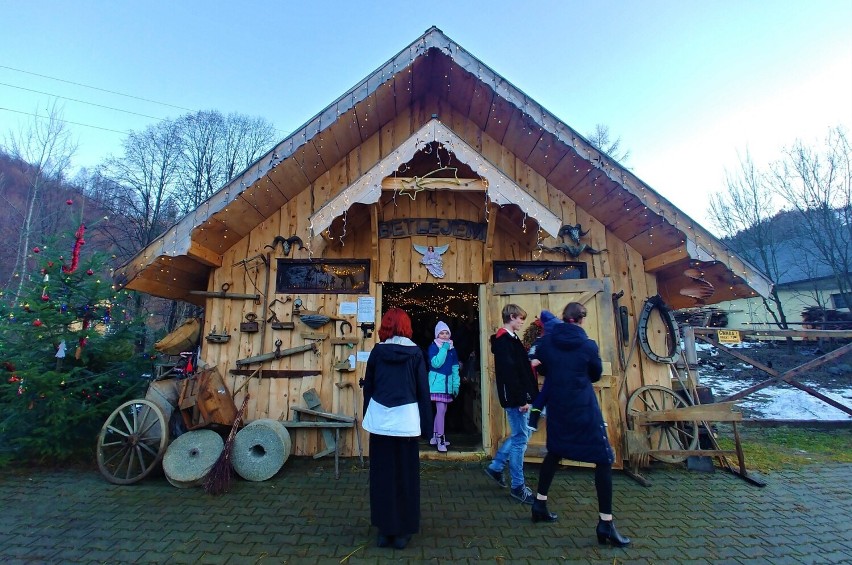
[115, 27, 772, 466]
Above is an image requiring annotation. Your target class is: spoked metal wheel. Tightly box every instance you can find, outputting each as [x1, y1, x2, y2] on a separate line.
[97, 399, 169, 485]
[626, 385, 699, 463]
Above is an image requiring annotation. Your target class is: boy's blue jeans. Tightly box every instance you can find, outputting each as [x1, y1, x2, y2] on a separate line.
[488, 407, 531, 489]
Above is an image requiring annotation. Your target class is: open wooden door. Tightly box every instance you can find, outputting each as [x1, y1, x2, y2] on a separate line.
[487, 278, 625, 468]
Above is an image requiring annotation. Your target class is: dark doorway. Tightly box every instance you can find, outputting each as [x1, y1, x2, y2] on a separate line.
[382, 283, 481, 450]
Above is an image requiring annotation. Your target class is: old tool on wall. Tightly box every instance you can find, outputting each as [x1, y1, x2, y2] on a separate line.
[240, 313, 260, 333]
[205, 326, 231, 344]
[267, 297, 294, 330]
[189, 283, 260, 303]
[235, 339, 318, 367]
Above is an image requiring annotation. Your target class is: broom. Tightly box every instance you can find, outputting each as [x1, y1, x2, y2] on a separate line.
[204, 393, 250, 495]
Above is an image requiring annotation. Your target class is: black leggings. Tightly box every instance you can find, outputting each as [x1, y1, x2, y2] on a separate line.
[537, 452, 613, 514]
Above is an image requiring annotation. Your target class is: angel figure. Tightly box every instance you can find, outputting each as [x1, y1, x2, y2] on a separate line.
[414, 244, 450, 278]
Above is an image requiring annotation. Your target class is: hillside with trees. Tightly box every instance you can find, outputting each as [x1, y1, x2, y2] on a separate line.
[0, 106, 277, 464]
[1, 105, 277, 331]
[710, 126, 851, 329]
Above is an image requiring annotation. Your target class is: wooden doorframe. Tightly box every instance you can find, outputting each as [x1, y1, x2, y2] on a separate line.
[478, 283, 495, 451]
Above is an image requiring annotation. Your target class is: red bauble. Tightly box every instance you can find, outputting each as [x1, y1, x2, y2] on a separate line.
[33, 247, 40, 253]
[66, 199, 73, 205]
[47, 261, 54, 267]
[41, 295, 50, 302]
[86, 269, 94, 276]
[33, 319, 43, 327]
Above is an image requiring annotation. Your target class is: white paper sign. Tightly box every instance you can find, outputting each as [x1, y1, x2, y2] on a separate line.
[356, 351, 371, 363]
[357, 296, 375, 323]
[339, 302, 357, 316]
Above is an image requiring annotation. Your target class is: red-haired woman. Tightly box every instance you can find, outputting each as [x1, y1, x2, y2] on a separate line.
[362, 307, 432, 550]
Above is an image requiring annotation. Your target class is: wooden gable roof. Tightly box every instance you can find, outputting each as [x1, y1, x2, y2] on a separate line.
[114, 26, 772, 309]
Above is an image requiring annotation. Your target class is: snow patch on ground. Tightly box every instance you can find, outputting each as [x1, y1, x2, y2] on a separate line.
[693, 341, 852, 421]
[700, 370, 852, 420]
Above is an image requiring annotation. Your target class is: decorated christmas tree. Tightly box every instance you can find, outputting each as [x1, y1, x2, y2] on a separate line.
[0, 208, 149, 464]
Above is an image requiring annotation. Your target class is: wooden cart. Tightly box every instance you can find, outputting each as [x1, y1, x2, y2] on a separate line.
[96, 366, 238, 485]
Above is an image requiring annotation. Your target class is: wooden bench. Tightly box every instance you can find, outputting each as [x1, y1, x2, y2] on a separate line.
[280, 388, 354, 478]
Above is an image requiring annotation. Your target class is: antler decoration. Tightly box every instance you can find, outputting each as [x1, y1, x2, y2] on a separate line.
[265, 235, 305, 256]
[538, 243, 605, 258]
[539, 223, 606, 257]
[558, 223, 589, 244]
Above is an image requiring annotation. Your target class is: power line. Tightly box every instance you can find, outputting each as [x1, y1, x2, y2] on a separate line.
[0, 65, 293, 139]
[0, 64, 193, 112]
[0, 107, 129, 134]
[0, 82, 166, 122]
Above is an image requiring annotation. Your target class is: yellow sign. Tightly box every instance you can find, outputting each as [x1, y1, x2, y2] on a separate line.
[717, 329, 741, 344]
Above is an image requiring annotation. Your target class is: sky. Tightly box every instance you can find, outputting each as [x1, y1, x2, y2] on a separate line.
[1, 1, 850, 233]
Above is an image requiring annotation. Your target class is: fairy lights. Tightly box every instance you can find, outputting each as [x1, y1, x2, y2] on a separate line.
[383, 282, 479, 321]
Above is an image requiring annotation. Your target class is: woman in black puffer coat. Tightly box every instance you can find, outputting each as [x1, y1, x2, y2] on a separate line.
[528, 302, 631, 548]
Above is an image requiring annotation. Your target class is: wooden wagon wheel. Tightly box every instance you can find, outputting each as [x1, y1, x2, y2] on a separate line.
[97, 399, 169, 485]
[626, 385, 699, 464]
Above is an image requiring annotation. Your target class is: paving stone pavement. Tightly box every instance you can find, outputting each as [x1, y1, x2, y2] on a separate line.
[0, 458, 850, 564]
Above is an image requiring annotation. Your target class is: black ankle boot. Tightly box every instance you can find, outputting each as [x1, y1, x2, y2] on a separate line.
[596, 519, 630, 547]
[531, 499, 558, 522]
[392, 534, 411, 549]
[376, 533, 394, 547]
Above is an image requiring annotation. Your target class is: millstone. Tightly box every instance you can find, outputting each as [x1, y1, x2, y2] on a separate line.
[232, 419, 292, 481]
[162, 429, 223, 488]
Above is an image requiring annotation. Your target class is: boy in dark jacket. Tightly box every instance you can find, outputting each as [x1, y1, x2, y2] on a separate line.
[483, 304, 539, 504]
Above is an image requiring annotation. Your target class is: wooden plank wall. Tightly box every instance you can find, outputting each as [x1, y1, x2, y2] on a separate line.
[198, 97, 673, 458]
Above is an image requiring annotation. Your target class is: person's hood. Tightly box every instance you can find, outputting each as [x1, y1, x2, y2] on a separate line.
[489, 327, 513, 351]
[374, 337, 420, 364]
[549, 322, 589, 351]
[540, 310, 561, 334]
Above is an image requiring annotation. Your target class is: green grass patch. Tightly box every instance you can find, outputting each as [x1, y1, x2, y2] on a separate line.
[716, 425, 852, 471]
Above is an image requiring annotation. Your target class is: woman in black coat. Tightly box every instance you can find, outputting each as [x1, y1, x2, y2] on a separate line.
[528, 302, 631, 547]
[362, 308, 433, 550]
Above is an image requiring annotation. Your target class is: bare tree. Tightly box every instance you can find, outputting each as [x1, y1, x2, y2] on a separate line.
[176, 110, 277, 215]
[586, 124, 630, 164]
[2, 101, 77, 301]
[97, 119, 183, 257]
[221, 112, 277, 181]
[177, 110, 225, 215]
[772, 127, 852, 301]
[709, 152, 792, 328]
[93, 110, 276, 331]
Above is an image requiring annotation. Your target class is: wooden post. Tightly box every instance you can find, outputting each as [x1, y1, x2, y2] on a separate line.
[683, 326, 700, 388]
[481, 203, 499, 282]
[370, 203, 380, 283]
